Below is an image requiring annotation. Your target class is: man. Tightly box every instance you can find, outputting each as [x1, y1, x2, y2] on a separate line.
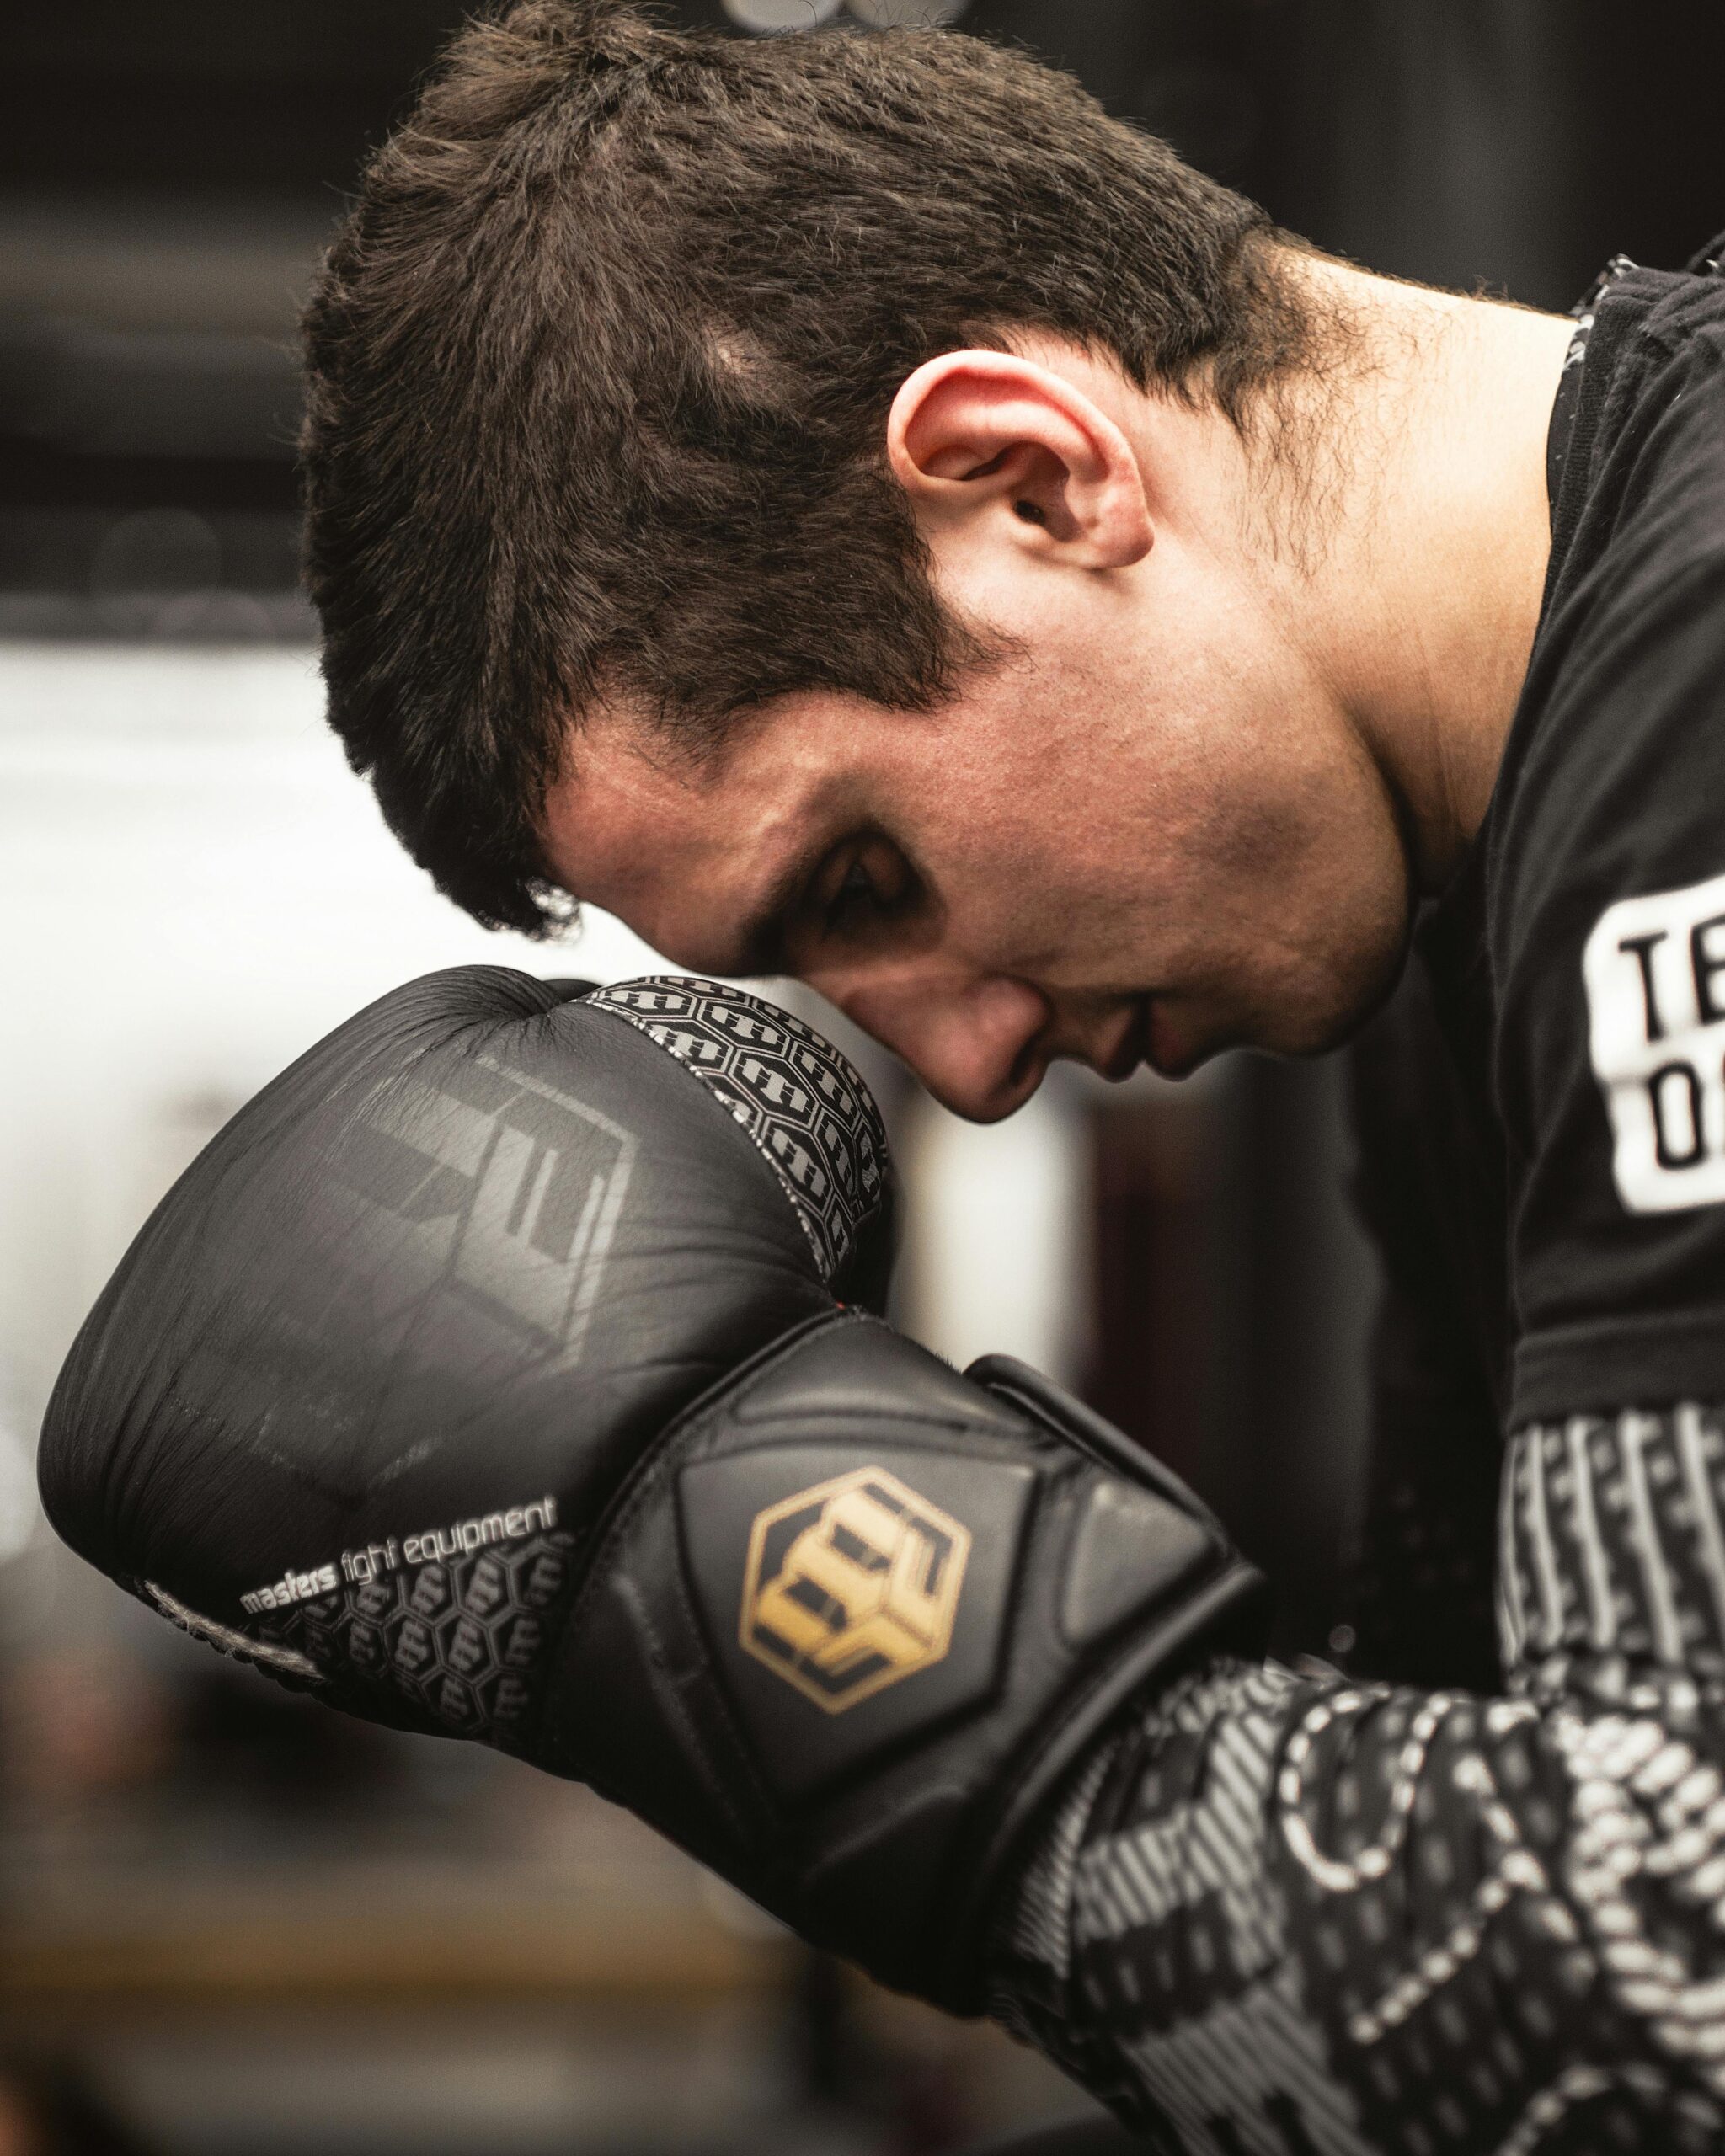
[184, 1, 1725, 2147]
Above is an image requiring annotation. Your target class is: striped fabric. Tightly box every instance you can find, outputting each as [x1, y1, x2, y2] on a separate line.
[991, 1405, 1725, 2156]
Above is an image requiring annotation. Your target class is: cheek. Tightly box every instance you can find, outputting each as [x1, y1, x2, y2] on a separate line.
[1172, 683, 1362, 889]
[1198, 750, 1410, 1032]
[940, 819, 1161, 983]
[923, 733, 1184, 965]
[916, 815, 1069, 969]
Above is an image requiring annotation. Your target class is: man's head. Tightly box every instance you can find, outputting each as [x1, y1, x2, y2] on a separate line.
[302, 7, 1356, 1002]
[537, 325, 1418, 1114]
[306, 2, 1560, 1115]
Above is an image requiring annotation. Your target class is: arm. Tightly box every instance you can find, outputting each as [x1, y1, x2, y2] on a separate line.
[991, 1403, 1725, 2155]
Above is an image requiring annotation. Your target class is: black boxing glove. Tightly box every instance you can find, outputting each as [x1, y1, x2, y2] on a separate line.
[40, 969, 1266, 2011]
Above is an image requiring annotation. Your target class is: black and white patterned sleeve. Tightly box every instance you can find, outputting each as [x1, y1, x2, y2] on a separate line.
[989, 1406, 1725, 2154]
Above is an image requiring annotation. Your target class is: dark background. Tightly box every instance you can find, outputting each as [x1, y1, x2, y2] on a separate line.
[2, 6, 1722, 2151]
[7, 2, 1724, 625]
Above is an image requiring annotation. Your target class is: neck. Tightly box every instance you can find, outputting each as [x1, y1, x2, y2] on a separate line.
[1279, 257, 1577, 892]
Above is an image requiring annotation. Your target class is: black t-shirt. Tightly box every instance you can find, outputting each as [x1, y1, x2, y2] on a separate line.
[1346, 234, 1725, 1677]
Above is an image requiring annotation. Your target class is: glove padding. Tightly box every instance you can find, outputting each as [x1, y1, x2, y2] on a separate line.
[40, 967, 1266, 2010]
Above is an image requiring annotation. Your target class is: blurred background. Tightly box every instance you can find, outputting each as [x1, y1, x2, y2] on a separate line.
[3, 3, 1722, 2149]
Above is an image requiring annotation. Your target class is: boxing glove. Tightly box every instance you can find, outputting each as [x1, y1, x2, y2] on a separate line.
[40, 969, 1267, 2010]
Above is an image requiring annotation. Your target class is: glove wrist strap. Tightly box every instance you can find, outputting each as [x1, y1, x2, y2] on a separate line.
[551, 1315, 1269, 2010]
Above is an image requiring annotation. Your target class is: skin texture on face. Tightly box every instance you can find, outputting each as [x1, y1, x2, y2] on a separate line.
[543, 674, 1404, 1120]
[541, 267, 1572, 1122]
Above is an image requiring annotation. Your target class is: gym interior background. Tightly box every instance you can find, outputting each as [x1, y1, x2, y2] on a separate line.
[3, 3, 1722, 2149]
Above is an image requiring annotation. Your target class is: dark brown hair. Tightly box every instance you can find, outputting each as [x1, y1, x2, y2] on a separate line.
[302, 2, 1323, 933]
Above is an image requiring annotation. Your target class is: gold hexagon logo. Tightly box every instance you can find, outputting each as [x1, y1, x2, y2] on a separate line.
[739, 1467, 971, 1713]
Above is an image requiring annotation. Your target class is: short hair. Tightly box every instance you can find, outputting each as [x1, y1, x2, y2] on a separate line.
[301, 1, 1326, 934]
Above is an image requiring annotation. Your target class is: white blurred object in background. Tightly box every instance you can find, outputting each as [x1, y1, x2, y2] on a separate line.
[720, 0, 842, 29]
[722, 0, 969, 28]
[0, 1406, 40, 1566]
[894, 1075, 1092, 1391]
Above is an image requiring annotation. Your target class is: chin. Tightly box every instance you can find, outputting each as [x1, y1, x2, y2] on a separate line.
[1158, 916, 1412, 1071]
[1263, 934, 1411, 1059]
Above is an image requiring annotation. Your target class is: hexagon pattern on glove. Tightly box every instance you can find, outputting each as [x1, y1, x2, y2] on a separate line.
[586, 977, 889, 1287]
[254, 1529, 579, 1742]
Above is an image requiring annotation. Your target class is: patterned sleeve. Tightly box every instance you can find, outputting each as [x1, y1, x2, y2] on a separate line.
[989, 1406, 1725, 2155]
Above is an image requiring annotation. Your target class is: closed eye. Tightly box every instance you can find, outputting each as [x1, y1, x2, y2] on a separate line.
[825, 857, 880, 934]
[810, 833, 917, 948]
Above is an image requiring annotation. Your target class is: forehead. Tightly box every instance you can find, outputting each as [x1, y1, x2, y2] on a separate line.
[542, 721, 739, 916]
[537, 700, 862, 961]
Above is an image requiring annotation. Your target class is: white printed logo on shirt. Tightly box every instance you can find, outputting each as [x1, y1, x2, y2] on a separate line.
[1584, 868, 1725, 1211]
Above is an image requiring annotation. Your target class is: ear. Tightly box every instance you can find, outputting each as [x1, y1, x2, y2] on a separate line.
[885, 349, 1152, 570]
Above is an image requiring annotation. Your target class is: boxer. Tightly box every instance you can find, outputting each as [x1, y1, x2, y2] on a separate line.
[79, 1, 1725, 2144]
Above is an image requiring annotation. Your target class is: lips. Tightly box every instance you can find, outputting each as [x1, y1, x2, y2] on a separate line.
[1096, 995, 1204, 1082]
[1100, 995, 1152, 1082]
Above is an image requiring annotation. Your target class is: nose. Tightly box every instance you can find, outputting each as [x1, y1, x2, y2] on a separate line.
[826, 967, 1053, 1123]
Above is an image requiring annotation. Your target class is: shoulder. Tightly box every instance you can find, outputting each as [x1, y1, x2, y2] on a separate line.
[1490, 279, 1725, 980]
[1471, 269, 1725, 1417]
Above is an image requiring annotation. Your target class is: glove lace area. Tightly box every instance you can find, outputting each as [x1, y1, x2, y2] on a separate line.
[585, 977, 889, 1289]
